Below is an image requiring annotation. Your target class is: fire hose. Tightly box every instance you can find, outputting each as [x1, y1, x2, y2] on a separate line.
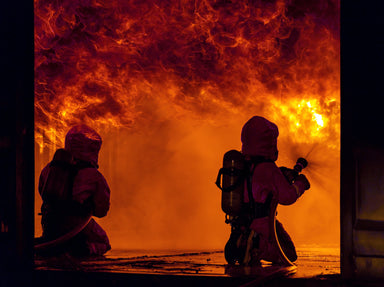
[268, 199, 295, 266]
[34, 216, 92, 251]
[269, 157, 309, 266]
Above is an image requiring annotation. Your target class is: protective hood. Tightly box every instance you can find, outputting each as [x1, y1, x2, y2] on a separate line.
[241, 116, 279, 161]
[64, 124, 102, 167]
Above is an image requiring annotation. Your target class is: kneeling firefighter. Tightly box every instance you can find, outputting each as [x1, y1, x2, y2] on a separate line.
[216, 116, 310, 265]
[36, 125, 111, 256]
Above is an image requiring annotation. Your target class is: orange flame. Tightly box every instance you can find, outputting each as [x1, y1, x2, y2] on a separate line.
[35, 0, 339, 147]
[35, 0, 340, 249]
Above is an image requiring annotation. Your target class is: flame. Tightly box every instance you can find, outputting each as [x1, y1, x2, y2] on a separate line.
[35, 0, 340, 249]
[268, 97, 339, 148]
[35, 0, 339, 148]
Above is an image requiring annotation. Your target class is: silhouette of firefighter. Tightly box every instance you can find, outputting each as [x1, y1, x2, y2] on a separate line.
[216, 116, 310, 265]
[36, 124, 111, 256]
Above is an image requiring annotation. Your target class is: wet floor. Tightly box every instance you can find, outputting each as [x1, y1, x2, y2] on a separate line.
[35, 246, 340, 279]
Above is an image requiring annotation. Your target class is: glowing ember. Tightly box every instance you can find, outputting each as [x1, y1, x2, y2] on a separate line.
[34, 0, 340, 250]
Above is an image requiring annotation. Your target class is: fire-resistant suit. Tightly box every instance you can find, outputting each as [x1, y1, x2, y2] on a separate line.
[241, 116, 310, 263]
[38, 125, 111, 256]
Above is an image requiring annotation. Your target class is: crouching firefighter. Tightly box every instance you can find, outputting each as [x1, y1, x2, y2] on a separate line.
[216, 116, 310, 265]
[35, 124, 111, 257]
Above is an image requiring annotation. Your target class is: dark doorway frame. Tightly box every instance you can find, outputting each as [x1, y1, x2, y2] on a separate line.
[340, 1, 384, 280]
[0, 1, 34, 286]
[2, 0, 384, 285]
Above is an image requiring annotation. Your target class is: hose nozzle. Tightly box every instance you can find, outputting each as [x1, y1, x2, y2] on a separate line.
[294, 157, 308, 173]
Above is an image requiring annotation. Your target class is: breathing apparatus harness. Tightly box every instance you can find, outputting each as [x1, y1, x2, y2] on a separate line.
[216, 150, 273, 264]
[35, 148, 95, 252]
[215, 150, 271, 224]
[216, 150, 308, 265]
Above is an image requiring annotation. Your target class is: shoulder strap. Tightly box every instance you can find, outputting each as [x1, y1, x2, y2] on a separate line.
[246, 157, 273, 220]
[246, 161, 255, 217]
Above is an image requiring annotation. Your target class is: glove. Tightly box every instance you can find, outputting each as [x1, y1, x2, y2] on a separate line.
[279, 166, 297, 183]
[294, 174, 310, 190]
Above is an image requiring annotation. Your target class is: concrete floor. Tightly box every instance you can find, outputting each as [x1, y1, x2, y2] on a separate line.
[34, 246, 346, 286]
[32, 246, 384, 286]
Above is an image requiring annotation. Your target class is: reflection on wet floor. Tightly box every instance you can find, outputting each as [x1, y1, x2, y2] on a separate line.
[35, 246, 340, 279]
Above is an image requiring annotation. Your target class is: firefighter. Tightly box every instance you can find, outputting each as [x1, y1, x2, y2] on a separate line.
[37, 124, 111, 256]
[241, 116, 310, 264]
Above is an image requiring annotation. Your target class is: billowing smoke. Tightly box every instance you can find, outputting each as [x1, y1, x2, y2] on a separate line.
[35, 0, 340, 250]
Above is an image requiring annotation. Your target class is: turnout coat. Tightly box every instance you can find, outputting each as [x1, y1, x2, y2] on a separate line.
[241, 116, 309, 263]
